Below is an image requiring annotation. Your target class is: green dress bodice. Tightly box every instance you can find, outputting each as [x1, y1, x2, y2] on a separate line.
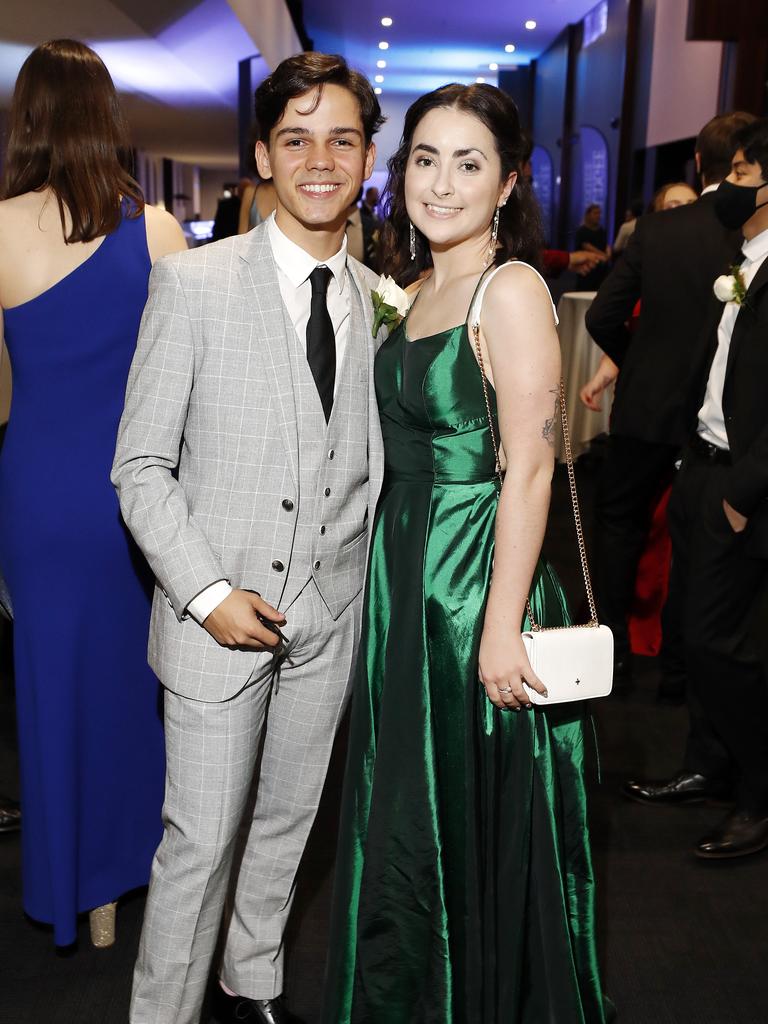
[323, 306, 607, 1024]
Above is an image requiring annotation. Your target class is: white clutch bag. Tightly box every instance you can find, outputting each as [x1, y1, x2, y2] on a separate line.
[473, 314, 614, 707]
[522, 624, 614, 705]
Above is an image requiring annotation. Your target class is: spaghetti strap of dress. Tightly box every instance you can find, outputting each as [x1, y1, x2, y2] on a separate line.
[468, 260, 559, 329]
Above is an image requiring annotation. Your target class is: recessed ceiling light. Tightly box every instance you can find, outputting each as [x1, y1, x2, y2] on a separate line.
[377, 59, 387, 68]
[381, 16, 393, 27]
[525, 20, 537, 30]
[375, 74, 384, 83]
[489, 62, 498, 71]
[476, 77, 485, 83]
[378, 41, 389, 50]
[504, 43, 516, 53]
[374, 87, 383, 94]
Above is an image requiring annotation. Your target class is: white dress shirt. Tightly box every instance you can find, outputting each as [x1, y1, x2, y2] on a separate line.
[187, 214, 351, 624]
[697, 227, 768, 449]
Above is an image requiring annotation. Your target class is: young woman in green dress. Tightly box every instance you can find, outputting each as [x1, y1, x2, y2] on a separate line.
[323, 84, 608, 1023]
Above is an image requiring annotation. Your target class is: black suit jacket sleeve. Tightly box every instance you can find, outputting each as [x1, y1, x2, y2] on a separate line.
[584, 216, 644, 367]
[726, 427, 768, 518]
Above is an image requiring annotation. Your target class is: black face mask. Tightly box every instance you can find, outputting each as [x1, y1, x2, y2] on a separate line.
[713, 179, 768, 230]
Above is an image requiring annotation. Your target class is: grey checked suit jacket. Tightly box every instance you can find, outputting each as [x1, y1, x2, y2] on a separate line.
[112, 225, 385, 702]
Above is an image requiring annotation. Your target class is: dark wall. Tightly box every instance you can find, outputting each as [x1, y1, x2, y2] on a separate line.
[498, 67, 533, 133]
[531, 29, 571, 246]
[567, 0, 631, 246]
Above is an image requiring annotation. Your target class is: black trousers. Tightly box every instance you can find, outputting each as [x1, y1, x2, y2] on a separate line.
[593, 434, 680, 670]
[668, 450, 768, 812]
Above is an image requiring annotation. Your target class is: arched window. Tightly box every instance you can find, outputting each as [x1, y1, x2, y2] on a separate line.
[530, 145, 554, 245]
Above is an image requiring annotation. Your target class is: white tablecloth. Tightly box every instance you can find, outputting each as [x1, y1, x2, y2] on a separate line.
[555, 291, 612, 462]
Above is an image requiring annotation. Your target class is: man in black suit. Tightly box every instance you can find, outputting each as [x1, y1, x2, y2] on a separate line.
[627, 118, 768, 858]
[585, 113, 753, 695]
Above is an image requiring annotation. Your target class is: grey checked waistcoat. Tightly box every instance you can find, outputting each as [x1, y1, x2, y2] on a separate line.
[276, 282, 370, 616]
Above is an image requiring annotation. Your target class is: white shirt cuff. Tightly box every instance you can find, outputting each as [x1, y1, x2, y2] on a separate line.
[187, 580, 232, 624]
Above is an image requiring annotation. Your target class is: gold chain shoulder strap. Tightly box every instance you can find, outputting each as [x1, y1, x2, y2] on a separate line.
[471, 320, 599, 630]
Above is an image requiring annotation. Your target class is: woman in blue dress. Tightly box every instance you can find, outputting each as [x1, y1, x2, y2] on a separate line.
[0, 39, 186, 947]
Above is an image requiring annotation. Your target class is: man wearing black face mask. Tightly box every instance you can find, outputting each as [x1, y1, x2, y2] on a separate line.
[630, 118, 768, 859]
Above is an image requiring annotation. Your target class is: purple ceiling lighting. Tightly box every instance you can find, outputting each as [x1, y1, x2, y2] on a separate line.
[303, 0, 605, 96]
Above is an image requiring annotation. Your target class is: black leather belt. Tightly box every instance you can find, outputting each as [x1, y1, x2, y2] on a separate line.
[689, 434, 731, 465]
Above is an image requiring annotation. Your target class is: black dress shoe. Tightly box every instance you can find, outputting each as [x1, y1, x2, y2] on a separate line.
[623, 771, 729, 805]
[211, 986, 305, 1024]
[695, 808, 768, 859]
[0, 796, 21, 833]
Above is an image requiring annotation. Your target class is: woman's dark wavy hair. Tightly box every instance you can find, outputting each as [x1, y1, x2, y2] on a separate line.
[381, 83, 543, 286]
[2, 39, 143, 243]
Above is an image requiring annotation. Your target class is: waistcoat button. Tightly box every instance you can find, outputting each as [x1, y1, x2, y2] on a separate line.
[313, 560, 321, 570]
[319, 525, 326, 535]
[324, 487, 331, 497]
[328, 449, 335, 460]
[281, 498, 294, 511]
[271, 559, 284, 572]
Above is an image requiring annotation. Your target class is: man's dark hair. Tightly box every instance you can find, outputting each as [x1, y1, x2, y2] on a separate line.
[254, 52, 384, 146]
[733, 117, 768, 180]
[695, 111, 757, 185]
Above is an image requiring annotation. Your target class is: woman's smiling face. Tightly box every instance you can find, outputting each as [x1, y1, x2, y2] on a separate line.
[404, 105, 515, 252]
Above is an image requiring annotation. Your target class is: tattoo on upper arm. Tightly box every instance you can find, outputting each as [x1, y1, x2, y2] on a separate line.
[542, 388, 559, 447]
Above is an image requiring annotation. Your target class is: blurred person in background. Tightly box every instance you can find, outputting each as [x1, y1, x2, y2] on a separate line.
[212, 179, 249, 241]
[238, 175, 278, 234]
[0, 38, 186, 949]
[612, 199, 644, 257]
[575, 203, 611, 291]
[651, 180, 699, 212]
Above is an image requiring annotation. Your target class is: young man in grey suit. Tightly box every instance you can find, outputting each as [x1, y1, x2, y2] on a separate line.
[112, 54, 384, 1024]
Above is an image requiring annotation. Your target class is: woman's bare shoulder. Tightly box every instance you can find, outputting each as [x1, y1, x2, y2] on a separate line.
[144, 204, 187, 262]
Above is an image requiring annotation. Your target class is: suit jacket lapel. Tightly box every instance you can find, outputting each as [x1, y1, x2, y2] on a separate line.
[725, 254, 768, 383]
[237, 227, 300, 488]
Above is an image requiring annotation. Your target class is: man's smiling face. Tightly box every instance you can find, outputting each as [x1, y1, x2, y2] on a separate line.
[256, 83, 375, 249]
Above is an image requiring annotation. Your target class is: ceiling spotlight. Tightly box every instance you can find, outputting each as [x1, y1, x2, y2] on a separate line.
[525, 20, 537, 29]
[504, 43, 516, 53]
[489, 62, 498, 71]
[476, 77, 485, 83]
[375, 74, 384, 83]
[381, 16, 393, 27]
[378, 41, 389, 50]
[377, 59, 387, 68]
[374, 87, 383, 94]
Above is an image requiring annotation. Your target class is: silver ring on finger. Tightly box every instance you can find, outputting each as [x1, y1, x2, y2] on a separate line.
[498, 686, 513, 693]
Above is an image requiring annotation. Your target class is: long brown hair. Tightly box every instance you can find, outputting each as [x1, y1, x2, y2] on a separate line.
[381, 84, 543, 286]
[2, 39, 144, 243]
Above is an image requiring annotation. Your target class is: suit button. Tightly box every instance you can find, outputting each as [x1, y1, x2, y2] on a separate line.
[328, 449, 335, 460]
[271, 559, 284, 572]
[319, 525, 326, 535]
[313, 560, 321, 570]
[324, 487, 331, 497]
[281, 498, 294, 511]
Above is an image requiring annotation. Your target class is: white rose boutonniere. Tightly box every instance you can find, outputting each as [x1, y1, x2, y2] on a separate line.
[713, 265, 747, 305]
[371, 274, 410, 339]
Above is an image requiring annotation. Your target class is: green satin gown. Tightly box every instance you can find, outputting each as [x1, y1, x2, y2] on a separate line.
[323, 292, 607, 1023]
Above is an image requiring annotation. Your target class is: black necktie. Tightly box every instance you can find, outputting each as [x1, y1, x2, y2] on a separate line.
[306, 266, 336, 422]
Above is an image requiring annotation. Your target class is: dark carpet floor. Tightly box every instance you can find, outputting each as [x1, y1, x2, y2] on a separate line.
[1, 462, 767, 1024]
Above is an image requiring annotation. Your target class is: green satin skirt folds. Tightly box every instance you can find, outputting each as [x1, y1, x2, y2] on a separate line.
[323, 319, 606, 1023]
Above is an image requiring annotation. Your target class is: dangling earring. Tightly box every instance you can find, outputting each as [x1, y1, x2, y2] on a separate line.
[409, 220, 416, 261]
[484, 206, 500, 268]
